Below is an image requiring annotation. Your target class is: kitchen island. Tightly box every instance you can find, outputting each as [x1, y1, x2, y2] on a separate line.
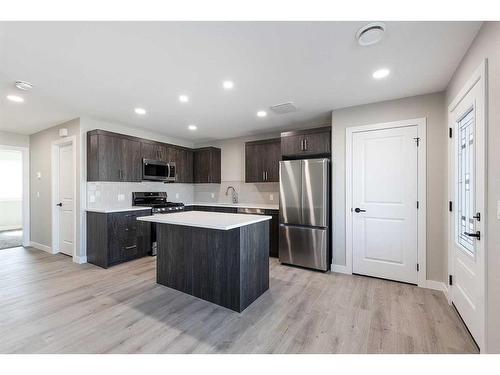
[137, 211, 271, 312]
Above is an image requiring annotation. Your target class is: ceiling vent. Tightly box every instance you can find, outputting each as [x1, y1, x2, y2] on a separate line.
[356, 22, 386, 46]
[270, 102, 297, 114]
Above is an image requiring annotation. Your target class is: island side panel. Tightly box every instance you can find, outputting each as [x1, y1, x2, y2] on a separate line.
[156, 223, 241, 311]
[239, 221, 270, 311]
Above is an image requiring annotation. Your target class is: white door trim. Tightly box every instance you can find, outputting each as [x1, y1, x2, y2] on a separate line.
[345, 118, 427, 287]
[0, 144, 30, 247]
[447, 59, 487, 352]
[51, 136, 77, 258]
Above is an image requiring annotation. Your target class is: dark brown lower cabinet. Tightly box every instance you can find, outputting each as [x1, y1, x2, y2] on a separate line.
[87, 209, 152, 268]
[184, 205, 279, 257]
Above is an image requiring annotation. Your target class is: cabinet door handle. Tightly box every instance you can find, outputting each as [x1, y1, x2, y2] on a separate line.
[304, 138, 308, 151]
[300, 139, 304, 151]
[265, 171, 268, 181]
[124, 245, 137, 250]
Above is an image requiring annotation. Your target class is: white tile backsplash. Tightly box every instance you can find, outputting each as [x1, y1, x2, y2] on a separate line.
[86, 181, 194, 209]
[87, 181, 279, 209]
[193, 181, 279, 205]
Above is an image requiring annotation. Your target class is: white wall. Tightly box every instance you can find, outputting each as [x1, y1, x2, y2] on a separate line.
[331, 92, 447, 283]
[446, 21, 500, 353]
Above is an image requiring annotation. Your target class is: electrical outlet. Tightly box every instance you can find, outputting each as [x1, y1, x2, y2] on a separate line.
[270, 194, 274, 201]
[117, 194, 125, 201]
[36, 172, 42, 179]
[211, 193, 215, 199]
[89, 195, 96, 203]
[175, 193, 179, 199]
[37, 191, 40, 198]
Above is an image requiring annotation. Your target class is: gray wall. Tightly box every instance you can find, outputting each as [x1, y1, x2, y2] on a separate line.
[29, 118, 81, 252]
[194, 134, 281, 205]
[331, 92, 447, 282]
[446, 21, 500, 353]
[0, 131, 29, 148]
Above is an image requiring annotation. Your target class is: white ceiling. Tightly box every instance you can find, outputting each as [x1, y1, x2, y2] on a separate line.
[0, 21, 481, 141]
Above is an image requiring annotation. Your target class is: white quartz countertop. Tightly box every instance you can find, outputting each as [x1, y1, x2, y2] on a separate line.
[185, 202, 279, 210]
[137, 211, 272, 230]
[86, 207, 152, 213]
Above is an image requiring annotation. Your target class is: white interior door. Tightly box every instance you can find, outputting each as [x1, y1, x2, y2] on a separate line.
[352, 126, 418, 284]
[57, 143, 74, 256]
[449, 74, 485, 349]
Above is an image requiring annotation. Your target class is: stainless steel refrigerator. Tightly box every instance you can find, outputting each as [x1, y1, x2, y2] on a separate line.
[279, 158, 330, 271]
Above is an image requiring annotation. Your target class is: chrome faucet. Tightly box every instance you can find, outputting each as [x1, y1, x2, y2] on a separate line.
[225, 186, 238, 204]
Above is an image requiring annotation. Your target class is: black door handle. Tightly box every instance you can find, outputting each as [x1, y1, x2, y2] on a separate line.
[354, 208, 366, 213]
[56, 202, 63, 207]
[473, 212, 481, 221]
[464, 231, 481, 240]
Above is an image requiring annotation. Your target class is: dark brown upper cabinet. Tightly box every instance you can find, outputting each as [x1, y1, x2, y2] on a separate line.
[165, 145, 194, 183]
[87, 130, 142, 182]
[245, 138, 281, 183]
[140, 140, 167, 161]
[193, 147, 221, 183]
[281, 126, 331, 158]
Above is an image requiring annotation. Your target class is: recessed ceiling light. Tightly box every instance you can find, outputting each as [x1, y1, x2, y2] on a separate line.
[188, 124, 197, 131]
[257, 110, 267, 118]
[134, 108, 146, 115]
[15, 80, 34, 91]
[372, 68, 390, 79]
[222, 80, 234, 89]
[356, 22, 386, 46]
[179, 95, 189, 103]
[6, 95, 24, 103]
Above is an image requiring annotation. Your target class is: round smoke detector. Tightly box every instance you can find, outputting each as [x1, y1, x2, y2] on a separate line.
[356, 22, 386, 46]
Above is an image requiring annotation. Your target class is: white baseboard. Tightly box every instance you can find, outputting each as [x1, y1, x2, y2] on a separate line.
[331, 264, 351, 274]
[425, 280, 450, 301]
[73, 255, 87, 264]
[0, 225, 22, 232]
[29, 241, 53, 254]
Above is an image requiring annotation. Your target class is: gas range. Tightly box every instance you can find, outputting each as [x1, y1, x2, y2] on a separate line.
[132, 192, 184, 214]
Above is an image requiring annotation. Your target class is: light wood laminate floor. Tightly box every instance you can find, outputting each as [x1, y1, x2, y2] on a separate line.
[0, 246, 478, 354]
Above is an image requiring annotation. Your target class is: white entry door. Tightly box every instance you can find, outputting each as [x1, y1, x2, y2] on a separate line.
[56, 142, 75, 256]
[449, 63, 486, 349]
[352, 125, 419, 284]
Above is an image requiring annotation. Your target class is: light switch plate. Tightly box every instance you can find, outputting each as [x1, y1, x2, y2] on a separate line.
[175, 193, 179, 199]
[117, 194, 125, 201]
[89, 195, 96, 203]
[36, 172, 42, 179]
[211, 193, 215, 199]
[36, 191, 40, 198]
[270, 194, 274, 201]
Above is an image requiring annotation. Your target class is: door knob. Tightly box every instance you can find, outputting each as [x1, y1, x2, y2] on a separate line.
[464, 231, 481, 240]
[354, 208, 366, 213]
[56, 202, 63, 207]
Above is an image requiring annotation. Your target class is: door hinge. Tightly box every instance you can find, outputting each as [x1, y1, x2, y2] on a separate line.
[413, 137, 420, 147]
[417, 263, 420, 272]
[449, 128, 453, 138]
[416, 201, 420, 209]
[449, 201, 453, 212]
[449, 274, 453, 286]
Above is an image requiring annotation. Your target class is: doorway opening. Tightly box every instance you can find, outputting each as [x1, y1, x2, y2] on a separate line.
[0, 145, 29, 250]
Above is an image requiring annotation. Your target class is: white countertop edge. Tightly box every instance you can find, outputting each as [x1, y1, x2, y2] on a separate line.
[86, 207, 152, 213]
[137, 211, 272, 230]
[184, 202, 279, 210]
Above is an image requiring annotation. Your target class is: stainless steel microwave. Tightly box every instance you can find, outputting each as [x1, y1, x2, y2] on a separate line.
[142, 159, 176, 182]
